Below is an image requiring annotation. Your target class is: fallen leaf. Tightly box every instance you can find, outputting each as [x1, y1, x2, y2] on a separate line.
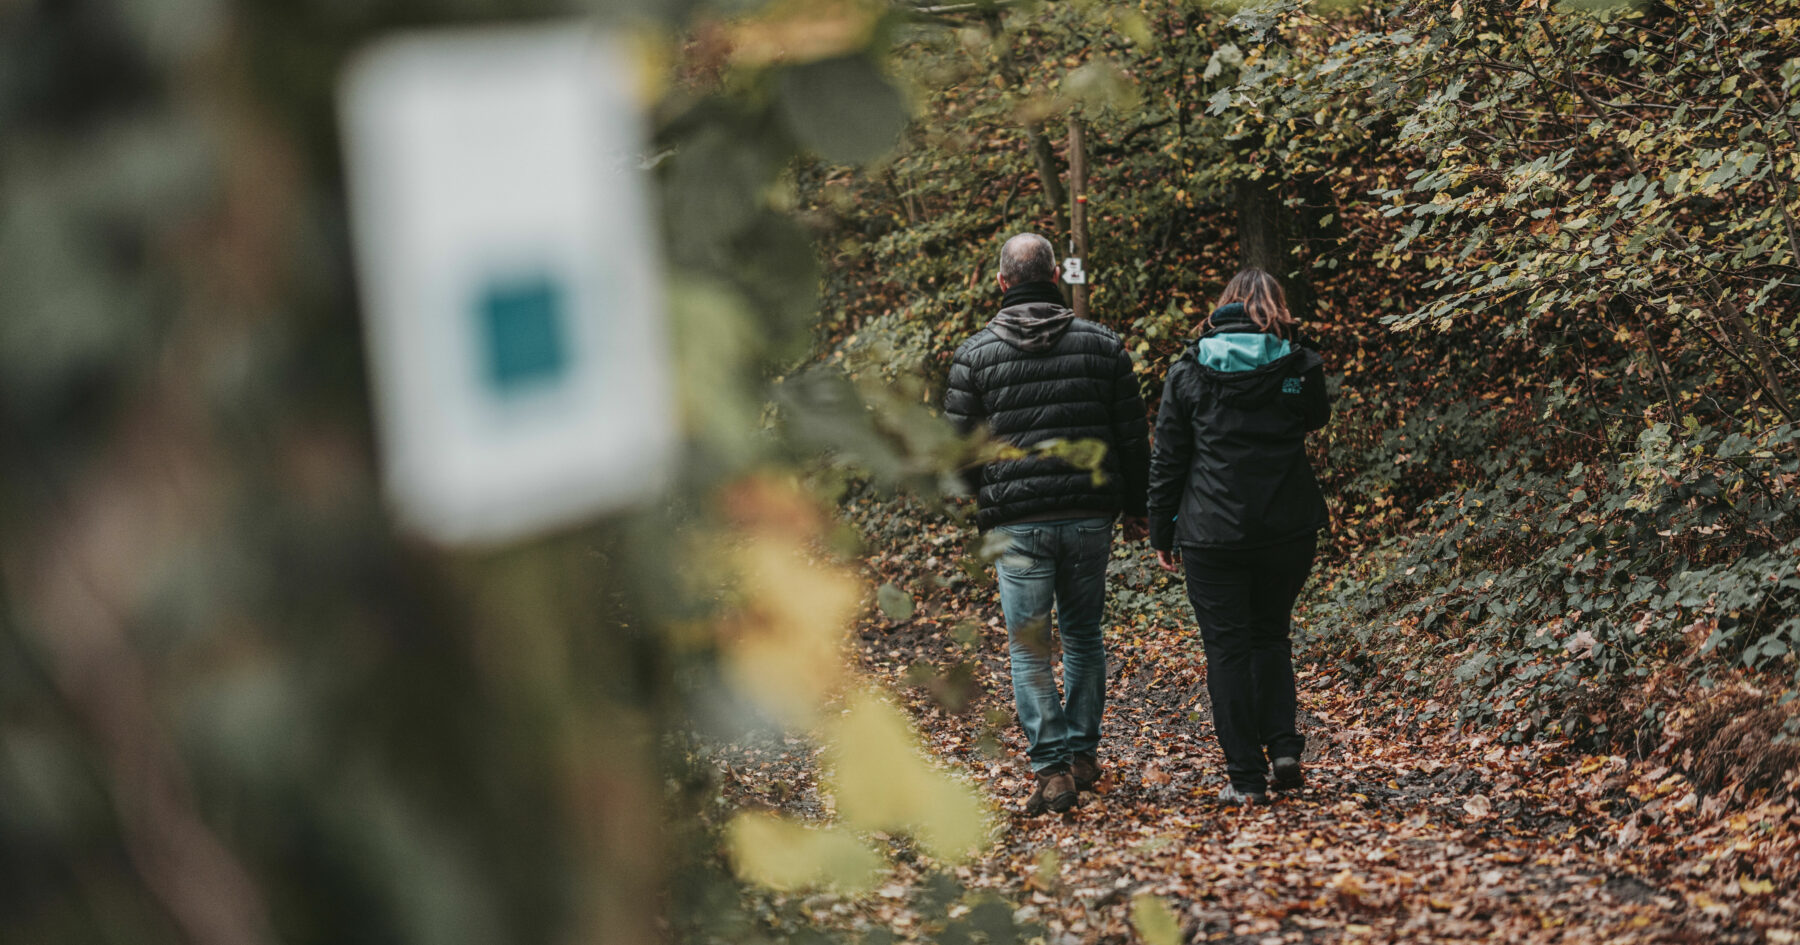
[1130, 893, 1183, 945]
[877, 582, 915, 621]
[1739, 876, 1774, 896]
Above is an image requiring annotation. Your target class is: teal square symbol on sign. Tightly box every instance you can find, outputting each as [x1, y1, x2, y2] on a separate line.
[478, 275, 570, 395]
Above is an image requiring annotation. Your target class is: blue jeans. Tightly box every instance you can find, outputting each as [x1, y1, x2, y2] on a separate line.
[992, 518, 1114, 774]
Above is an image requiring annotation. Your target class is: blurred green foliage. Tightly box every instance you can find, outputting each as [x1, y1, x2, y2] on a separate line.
[0, 0, 999, 943]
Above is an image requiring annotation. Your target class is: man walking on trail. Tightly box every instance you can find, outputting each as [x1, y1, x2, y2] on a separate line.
[943, 232, 1151, 815]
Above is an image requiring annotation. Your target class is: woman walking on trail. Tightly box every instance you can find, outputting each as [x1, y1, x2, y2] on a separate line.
[1147, 268, 1331, 805]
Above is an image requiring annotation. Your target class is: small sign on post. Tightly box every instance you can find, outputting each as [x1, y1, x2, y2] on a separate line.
[1061, 257, 1088, 285]
[1067, 121, 1091, 318]
[340, 25, 672, 546]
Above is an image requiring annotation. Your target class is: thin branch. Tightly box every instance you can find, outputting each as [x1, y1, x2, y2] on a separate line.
[895, 0, 1026, 18]
[1088, 116, 1176, 158]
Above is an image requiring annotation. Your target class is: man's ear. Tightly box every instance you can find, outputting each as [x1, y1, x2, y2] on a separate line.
[995, 272, 1010, 291]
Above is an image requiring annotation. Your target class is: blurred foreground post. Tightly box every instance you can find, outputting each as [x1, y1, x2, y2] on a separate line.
[458, 532, 664, 945]
[2, 0, 943, 941]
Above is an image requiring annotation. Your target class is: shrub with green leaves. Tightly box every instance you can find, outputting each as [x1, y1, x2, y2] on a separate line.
[1309, 419, 1800, 745]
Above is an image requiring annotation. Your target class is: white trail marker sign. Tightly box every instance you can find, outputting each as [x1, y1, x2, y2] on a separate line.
[341, 25, 672, 546]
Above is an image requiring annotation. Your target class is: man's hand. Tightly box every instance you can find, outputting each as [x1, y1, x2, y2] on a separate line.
[1154, 548, 1180, 573]
[1120, 516, 1149, 542]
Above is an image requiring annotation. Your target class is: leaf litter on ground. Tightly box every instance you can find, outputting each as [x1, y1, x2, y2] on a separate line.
[699, 499, 1799, 944]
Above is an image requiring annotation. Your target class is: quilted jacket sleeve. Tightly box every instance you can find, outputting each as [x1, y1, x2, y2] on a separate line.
[942, 342, 986, 497]
[1109, 347, 1151, 517]
[943, 344, 982, 435]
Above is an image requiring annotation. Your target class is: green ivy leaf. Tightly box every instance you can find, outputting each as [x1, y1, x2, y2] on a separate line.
[877, 582, 915, 621]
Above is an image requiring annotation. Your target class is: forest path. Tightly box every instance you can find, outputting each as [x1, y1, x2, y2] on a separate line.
[829, 513, 1796, 945]
[856, 626, 1725, 944]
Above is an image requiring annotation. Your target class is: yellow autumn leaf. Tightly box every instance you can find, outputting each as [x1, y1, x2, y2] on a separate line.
[1739, 876, 1774, 896]
[826, 691, 992, 862]
[1130, 893, 1182, 945]
[725, 813, 882, 892]
[728, 0, 884, 68]
[721, 535, 860, 725]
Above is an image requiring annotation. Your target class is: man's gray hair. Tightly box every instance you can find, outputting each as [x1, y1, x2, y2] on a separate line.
[999, 232, 1057, 285]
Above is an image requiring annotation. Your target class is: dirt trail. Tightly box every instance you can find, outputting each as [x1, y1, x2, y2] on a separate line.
[704, 509, 1797, 944]
[849, 606, 1786, 945]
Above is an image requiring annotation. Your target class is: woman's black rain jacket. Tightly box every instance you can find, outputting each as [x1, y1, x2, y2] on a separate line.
[1147, 303, 1331, 551]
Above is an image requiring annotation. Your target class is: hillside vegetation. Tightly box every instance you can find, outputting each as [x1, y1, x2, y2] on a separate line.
[788, 0, 1800, 780]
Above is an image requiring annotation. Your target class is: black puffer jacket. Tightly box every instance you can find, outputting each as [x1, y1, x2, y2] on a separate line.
[1147, 303, 1330, 551]
[944, 281, 1151, 531]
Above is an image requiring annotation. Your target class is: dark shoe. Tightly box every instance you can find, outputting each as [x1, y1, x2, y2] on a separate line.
[1071, 754, 1102, 791]
[1272, 756, 1304, 792]
[1025, 768, 1080, 815]
[1219, 784, 1268, 806]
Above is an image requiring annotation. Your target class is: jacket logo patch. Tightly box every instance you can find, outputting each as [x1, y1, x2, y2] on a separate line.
[1282, 378, 1304, 394]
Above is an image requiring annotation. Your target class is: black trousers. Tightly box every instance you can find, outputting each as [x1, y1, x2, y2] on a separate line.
[1181, 534, 1316, 792]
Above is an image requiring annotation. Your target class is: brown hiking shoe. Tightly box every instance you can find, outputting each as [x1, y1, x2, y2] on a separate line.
[1072, 754, 1102, 791]
[1024, 767, 1079, 815]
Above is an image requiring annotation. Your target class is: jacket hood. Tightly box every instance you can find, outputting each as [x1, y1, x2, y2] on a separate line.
[1186, 303, 1321, 407]
[990, 281, 1074, 352]
[1202, 301, 1254, 334]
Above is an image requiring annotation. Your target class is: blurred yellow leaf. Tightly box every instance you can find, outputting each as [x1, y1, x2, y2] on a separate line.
[728, 0, 883, 68]
[1027, 849, 1061, 892]
[827, 691, 992, 861]
[1130, 893, 1182, 945]
[1061, 59, 1141, 114]
[725, 813, 882, 892]
[620, 26, 675, 107]
[722, 535, 859, 724]
[1115, 12, 1156, 50]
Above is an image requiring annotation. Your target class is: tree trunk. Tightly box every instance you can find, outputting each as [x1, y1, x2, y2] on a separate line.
[984, 11, 1067, 226]
[1711, 285, 1795, 422]
[1235, 171, 1284, 273]
[1028, 128, 1068, 220]
[1233, 169, 1315, 323]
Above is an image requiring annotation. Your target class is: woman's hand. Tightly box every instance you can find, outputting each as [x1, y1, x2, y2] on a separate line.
[1154, 548, 1180, 573]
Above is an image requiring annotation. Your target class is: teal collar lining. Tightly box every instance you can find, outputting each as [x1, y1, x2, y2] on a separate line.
[1195, 332, 1292, 372]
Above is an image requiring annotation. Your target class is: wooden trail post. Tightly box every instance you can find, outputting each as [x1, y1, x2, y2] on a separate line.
[1067, 116, 1090, 319]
